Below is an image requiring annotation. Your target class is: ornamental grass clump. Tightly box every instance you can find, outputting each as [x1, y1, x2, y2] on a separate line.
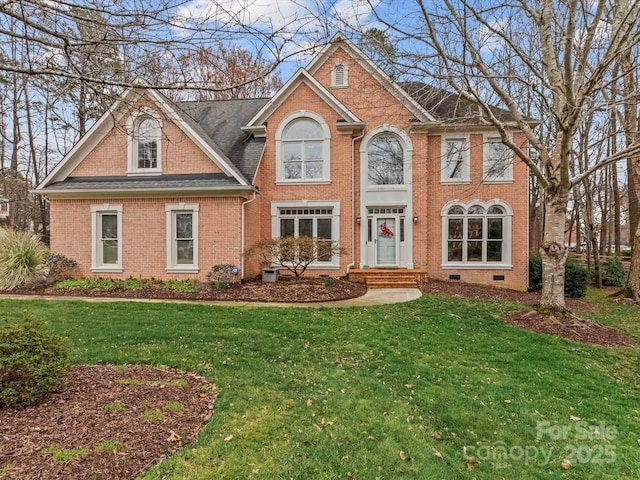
[0, 228, 48, 290]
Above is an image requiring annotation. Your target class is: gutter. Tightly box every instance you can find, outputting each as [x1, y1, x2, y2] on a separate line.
[346, 130, 365, 275]
[241, 191, 258, 280]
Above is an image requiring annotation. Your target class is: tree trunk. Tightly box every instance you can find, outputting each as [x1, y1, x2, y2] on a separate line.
[624, 156, 640, 301]
[540, 189, 570, 310]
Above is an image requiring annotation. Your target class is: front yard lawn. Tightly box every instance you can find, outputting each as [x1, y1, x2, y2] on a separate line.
[1, 291, 638, 479]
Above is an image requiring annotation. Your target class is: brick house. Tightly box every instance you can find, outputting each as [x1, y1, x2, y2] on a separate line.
[35, 33, 530, 290]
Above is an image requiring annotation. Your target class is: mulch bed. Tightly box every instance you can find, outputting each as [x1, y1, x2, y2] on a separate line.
[421, 279, 634, 348]
[3, 276, 368, 304]
[0, 365, 216, 480]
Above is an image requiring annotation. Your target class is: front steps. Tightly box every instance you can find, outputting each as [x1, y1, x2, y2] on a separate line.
[349, 269, 427, 288]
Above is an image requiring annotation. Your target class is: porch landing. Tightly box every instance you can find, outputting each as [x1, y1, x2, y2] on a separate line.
[348, 268, 428, 289]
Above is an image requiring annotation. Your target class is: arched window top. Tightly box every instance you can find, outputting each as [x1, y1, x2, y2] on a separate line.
[448, 206, 465, 215]
[283, 118, 323, 140]
[468, 205, 485, 215]
[487, 206, 505, 215]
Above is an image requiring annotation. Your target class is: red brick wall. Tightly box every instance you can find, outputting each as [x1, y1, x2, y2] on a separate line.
[50, 197, 245, 281]
[70, 95, 223, 177]
[49, 46, 530, 290]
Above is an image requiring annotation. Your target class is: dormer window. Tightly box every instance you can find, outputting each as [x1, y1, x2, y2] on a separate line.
[128, 109, 163, 175]
[331, 63, 348, 88]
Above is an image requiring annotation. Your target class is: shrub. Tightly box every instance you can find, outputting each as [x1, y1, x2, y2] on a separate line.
[0, 312, 69, 408]
[44, 252, 77, 280]
[528, 252, 543, 291]
[206, 264, 239, 290]
[528, 252, 588, 298]
[564, 258, 588, 298]
[247, 237, 345, 278]
[601, 256, 627, 287]
[0, 228, 49, 290]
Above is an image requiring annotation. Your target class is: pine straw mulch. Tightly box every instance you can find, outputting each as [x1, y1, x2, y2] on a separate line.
[0, 365, 216, 480]
[421, 279, 635, 348]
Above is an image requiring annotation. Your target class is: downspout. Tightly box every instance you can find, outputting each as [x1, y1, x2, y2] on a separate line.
[241, 191, 258, 280]
[346, 131, 365, 275]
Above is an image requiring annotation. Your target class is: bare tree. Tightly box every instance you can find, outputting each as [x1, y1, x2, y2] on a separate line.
[356, 0, 640, 310]
[0, 0, 324, 93]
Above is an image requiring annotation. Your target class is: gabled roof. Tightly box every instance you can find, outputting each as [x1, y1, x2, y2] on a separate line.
[37, 81, 257, 193]
[243, 68, 362, 136]
[306, 33, 437, 124]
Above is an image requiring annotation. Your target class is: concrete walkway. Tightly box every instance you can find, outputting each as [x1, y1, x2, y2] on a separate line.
[0, 288, 423, 308]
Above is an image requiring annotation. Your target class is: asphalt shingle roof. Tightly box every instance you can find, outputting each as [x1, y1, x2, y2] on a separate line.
[41, 173, 245, 192]
[175, 98, 270, 182]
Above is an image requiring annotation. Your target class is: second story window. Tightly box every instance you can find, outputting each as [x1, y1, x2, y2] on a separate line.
[484, 137, 514, 182]
[276, 112, 331, 183]
[137, 118, 160, 169]
[368, 134, 404, 185]
[128, 109, 163, 175]
[442, 138, 469, 183]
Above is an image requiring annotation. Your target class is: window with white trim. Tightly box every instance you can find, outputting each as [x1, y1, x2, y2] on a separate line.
[484, 136, 513, 181]
[331, 63, 348, 88]
[91, 204, 123, 272]
[442, 201, 511, 267]
[272, 201, 340, 267]
[128, 109, 163, 174]
[441, 138, 469, 183]
[166, 203, 199, 271]
[276, 112, 330, 183]
[368, 134, 404, 185]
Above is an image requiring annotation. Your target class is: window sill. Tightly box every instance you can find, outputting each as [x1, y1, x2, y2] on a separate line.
[166, 267, 199, 273]
[276, 180, 331, 185]
[127, 170, 162, 176]
[440, 180, 471, 185]
[91, 267, 124, 273]
[482, 178, 514, 184]
[441, 263, 512, 270]
[366, 185, 408, 191]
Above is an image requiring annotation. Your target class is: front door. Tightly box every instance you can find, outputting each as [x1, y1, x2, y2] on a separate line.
[375, 217, 397, 266]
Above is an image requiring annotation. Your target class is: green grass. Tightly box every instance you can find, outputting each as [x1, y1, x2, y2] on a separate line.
[1, 291, 639, 479]
[40, 444, 87, 463]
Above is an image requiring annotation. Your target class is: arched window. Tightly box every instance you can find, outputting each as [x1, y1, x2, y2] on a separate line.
[368, 134, 404, 185]
[127, 109, 162, 174]
[443, 201, 511, 265]
[276, 112, 330, 183]
[137, 117, 160, 169]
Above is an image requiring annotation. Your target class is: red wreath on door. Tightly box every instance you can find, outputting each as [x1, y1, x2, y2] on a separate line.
[380, 222, 394, 237]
